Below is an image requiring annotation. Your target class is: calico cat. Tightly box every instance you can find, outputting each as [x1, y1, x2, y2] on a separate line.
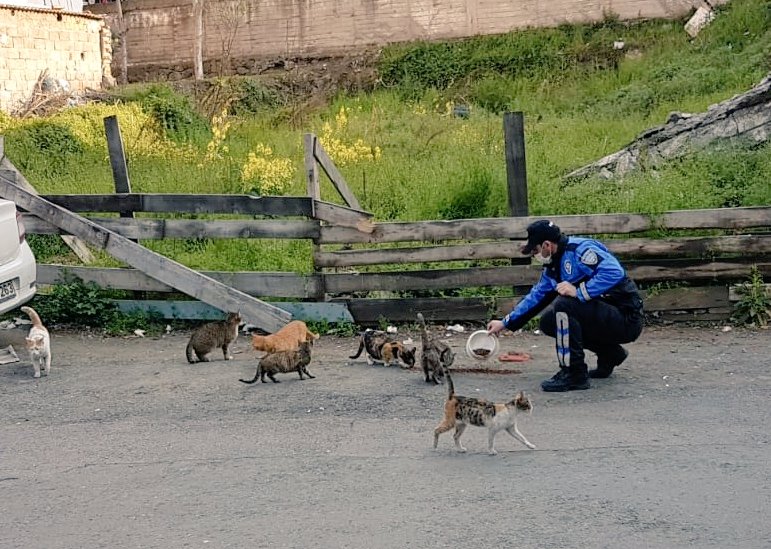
[251, 320, 319, 354]
[239, 342, 313, 384]
[433, 361, 536, 455]
[186, 311, 242, 363]
[349, 329, 417, 368]
[21, 306, 51, 378]
[417, 312, 454, 384]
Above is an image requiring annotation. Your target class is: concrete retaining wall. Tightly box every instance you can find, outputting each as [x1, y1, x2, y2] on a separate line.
[86, 0, 725, 81]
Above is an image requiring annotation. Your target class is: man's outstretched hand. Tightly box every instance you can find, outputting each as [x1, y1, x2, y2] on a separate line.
[487, 319, 505, 335]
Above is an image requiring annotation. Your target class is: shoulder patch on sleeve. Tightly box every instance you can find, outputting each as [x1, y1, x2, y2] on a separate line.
[580, 249, 599, 266]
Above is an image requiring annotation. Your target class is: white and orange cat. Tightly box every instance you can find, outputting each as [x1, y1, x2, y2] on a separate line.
[251, 320, 319, 354]
[21, 306, 51, 378]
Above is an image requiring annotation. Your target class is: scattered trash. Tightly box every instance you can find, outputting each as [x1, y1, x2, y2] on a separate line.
[533, 329, 542, 335]
[133, 329, 146, 338]
[498, 352, 531, 363]
[0, 320, 16, 330]
[386, 326, 398, 334]
[165, 325, 172, 334]
[721, 326, 732, 332]
[402, 337, 414, 345]
[446, 324, 465, 333]
[613, 40, 625, 50]
[662, 375, 670, 380]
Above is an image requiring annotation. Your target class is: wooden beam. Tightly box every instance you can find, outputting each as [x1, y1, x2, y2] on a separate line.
[37, 265, 320, 298]
[313, 140, 362, 210]
[23, 215, 320, 240]
[318, 207, 771, 244]
[304, 133, 320, 202]
[0, 181, 292, 332]
[113, 299, 354, 323]
[503, 112, 529, 217]
[40, 194, 314, 216]
[314, 234, 771, 267]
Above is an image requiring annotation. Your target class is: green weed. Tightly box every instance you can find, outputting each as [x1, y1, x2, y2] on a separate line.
[732, 266, 771, 327]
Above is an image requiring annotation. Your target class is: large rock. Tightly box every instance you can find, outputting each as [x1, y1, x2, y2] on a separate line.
[565, 73, 771, 181]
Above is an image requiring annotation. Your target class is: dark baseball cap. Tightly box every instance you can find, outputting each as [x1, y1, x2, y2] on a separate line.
[521, 220, 562, 255]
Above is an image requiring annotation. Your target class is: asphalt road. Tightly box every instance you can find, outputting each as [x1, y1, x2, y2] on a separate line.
[1, 324, 769, 549]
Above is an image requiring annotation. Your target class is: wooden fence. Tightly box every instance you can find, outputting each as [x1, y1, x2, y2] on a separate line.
[19, 193, 771, 324]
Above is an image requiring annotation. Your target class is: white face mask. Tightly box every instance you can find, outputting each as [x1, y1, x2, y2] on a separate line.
[533, 251, 552, 265]
[532, 244, 552, 265]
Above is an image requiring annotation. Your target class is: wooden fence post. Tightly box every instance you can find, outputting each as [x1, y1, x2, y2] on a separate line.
[503, 112, 530, 299]
[503, 112, 529, 217]
[304, 133, 327, 303]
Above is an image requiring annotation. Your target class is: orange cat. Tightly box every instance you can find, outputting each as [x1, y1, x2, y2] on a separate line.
[251, 320, 319, 354]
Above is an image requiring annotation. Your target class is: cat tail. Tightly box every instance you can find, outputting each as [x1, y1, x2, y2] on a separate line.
[349, 336, 365, 359]
[441, 360, 455, 398]
[239, 367, 260, 384]
[416, 312, 430, 341]
[20, 306, 44, 328]
[185, 342, 197, 364]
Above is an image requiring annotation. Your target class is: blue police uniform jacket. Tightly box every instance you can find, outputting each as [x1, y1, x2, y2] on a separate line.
[502, 236, 641, 333]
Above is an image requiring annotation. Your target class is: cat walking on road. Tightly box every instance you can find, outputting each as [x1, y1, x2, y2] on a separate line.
[21, 306, 51, 378]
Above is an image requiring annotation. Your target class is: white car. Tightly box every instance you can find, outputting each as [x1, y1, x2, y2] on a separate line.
[0, 198, 36, 315]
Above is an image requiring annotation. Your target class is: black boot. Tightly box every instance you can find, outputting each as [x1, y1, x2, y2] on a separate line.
[589, 347, 628, 379]
[541, 364, 590, 392]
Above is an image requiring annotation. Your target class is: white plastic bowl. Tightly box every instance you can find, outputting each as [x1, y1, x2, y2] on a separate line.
[465, 330, 499, 361]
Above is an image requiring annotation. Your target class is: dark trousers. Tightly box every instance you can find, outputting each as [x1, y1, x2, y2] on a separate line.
[539, 296, 643, 369]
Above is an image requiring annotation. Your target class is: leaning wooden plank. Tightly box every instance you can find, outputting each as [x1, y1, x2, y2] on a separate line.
[0, 164, 95, 263]
[314, 234, 771, 267]
[23, 215, 320, 240]
[318, 207, 771, 244]
[313, 200, 374, 233]
[313, 140, 362, 210]
[0, 181, 291, 332]
[37, 265, 319, 299]
[41, 194, 314, 216]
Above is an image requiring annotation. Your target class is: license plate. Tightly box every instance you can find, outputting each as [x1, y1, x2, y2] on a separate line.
[0, 279, 16, 302]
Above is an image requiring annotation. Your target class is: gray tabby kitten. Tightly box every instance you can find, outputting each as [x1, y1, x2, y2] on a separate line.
[186, 312, 242, 363]
[239, 342, 313, 384]
[417, 312, 455, 384]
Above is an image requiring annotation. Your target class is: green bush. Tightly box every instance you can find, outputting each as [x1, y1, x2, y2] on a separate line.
[115, 83, 210, 143]
[230, 78, 283, 115]
[4, 121, 84, 175]
[31, 277, 117, 326]
[439, 168, 494, 220]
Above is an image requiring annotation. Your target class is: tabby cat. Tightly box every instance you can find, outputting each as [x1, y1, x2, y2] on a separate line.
[239, 342, 314, 384]
[186, 311, 242, 363]
[251, 320, 319, 354]
[21, 306, 51, 378]
[417, 313, 454, 384]
[349, 329, 417, 368]
[433, 361, 536, 455]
